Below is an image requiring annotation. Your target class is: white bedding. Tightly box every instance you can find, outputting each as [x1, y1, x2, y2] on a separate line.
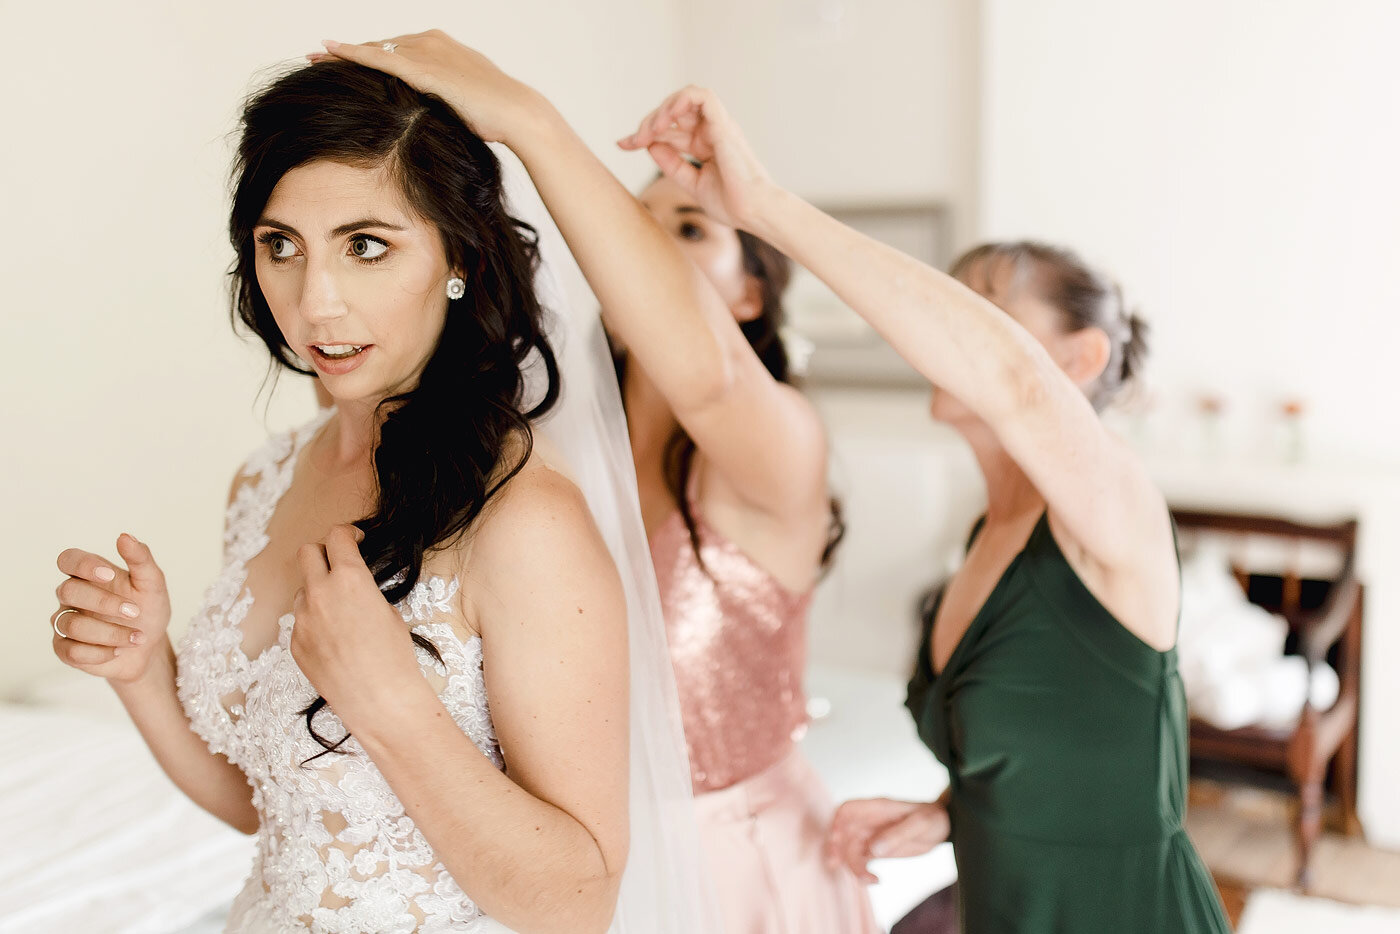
[0, 665, 946, 934]
[0, 700, 251, 934]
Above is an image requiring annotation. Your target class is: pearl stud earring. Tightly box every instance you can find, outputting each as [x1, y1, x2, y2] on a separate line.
[446, 277, 466, 301]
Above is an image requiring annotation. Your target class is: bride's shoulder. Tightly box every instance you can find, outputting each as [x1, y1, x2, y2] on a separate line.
[463, 450, 605, 575]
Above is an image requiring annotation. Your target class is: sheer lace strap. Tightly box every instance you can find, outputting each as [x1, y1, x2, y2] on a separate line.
[223, 408, 335, 564]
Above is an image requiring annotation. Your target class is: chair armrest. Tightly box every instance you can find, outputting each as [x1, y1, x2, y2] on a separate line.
[1300, 574, 1362, 664]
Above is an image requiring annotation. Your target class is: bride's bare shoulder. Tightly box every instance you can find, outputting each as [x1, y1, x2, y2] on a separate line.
[450, 448, 621, 634]
[459, 439, 607, 572]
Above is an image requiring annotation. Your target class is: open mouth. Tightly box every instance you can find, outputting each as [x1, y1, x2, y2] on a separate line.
[311, 343, 369, 361]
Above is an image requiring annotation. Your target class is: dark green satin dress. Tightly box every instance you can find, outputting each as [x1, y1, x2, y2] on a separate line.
[906, 513, 1230, 933]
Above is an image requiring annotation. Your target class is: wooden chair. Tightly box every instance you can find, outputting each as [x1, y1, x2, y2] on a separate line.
[1172, 509, 1365, 890]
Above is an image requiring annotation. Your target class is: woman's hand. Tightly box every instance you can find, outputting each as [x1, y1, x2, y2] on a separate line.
[310, 30, 545, 148]
[617, 86, 776, 231]
[290, 525, 423, 727]
[824, 797, 950, 884]
[52, 534, 172, 684]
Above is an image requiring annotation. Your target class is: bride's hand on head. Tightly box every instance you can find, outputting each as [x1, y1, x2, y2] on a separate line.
[617, 85, 776, 231]
[309, 30, 544, 147]
[52, 534, 172, 684]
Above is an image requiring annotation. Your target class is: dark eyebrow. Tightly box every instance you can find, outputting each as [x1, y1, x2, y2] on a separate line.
[254, 217, 408, 239]
[330, 218, 408, 238]
[673, 206, 705, 216]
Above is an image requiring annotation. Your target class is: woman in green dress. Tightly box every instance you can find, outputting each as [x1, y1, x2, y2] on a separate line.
[619, 89, 1230, 933]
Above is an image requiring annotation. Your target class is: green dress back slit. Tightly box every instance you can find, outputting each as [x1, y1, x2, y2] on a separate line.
[906, 512, 1230, 933]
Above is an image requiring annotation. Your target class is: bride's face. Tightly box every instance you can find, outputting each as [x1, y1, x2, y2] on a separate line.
[253, 159, 455, 405]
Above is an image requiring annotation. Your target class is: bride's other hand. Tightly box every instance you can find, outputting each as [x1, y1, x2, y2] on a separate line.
[617, 86, 776, 231]
[52, 534, 172, 683]
[824, 797, 950, 883]
[290, 525, 422, 725]
[310, 31, 544, 148]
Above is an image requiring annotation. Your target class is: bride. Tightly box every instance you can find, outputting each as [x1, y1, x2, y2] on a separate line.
[48, 31, 718, 934]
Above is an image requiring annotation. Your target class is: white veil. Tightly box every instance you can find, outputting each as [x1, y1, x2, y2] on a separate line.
[498, 149, 721, 933]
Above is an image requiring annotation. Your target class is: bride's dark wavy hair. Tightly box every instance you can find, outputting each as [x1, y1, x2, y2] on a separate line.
[228, 61, 560, 762]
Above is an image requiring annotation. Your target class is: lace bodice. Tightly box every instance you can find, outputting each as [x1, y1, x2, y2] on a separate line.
[175, 411, 507, 933]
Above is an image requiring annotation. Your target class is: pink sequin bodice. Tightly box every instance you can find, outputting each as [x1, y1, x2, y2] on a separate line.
[650, 504, 813, 793]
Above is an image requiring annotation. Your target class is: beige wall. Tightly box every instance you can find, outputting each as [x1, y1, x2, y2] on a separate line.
[1, 1, 682, 694]
[979, 0, 1400, 465]
[677, 0, 981, 250]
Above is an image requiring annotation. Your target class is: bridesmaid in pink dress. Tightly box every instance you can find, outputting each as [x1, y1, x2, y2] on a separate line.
[609, 175, 879, 934]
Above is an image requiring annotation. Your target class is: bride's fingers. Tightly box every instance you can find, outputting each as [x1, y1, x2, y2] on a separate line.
[52, 609, 142, 647]
[56, 548, 121, 586]
[55, 577, 139, 622]
[115, 534, 165, 594]
[54, 632, 122, 667]
[318, 39, 407, 77]
[297, 542, 331, 585]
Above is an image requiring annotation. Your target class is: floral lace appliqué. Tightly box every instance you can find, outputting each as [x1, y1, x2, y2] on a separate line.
[175, 412, 504, 933]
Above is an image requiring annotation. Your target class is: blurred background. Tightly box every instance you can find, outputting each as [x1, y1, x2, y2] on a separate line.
[2, 1, 1397, 931]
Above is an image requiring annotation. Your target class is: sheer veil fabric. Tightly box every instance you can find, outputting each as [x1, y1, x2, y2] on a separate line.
[497, 148, 720, 933]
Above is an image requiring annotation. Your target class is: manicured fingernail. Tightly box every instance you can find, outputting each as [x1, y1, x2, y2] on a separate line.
[120, 603, 140, 619]
[322, 39, 340, 50]
[130, 630, 146, 645]
[95, 567, 115, 582]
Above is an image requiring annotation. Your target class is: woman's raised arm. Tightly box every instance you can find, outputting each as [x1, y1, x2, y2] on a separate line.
[316, 34, 828, 521]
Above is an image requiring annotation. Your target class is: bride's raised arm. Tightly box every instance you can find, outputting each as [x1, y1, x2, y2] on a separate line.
[317, 33, 827, 523]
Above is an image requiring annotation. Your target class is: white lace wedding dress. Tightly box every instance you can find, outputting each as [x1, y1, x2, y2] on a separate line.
[175, 410, 515, 933]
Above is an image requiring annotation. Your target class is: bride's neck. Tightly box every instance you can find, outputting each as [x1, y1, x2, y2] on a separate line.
[314, 402, 378, 474]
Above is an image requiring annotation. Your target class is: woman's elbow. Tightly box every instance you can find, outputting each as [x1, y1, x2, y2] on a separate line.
[535, 871, 624, 934]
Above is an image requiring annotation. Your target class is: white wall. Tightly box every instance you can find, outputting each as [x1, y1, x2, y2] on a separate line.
[979, 0, 1400, 466]
[677, 0, 981, 250]
[0, 1, 683, 694]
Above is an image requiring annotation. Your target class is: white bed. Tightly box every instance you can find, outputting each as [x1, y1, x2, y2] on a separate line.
[0, 673, 251, 934]
[0, 663, 950, 934]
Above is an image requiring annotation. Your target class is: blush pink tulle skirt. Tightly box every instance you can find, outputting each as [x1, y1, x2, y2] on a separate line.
[692, 747, 882, 934]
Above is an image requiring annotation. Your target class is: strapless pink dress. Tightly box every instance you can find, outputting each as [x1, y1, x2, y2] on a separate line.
[651, 500, 879, 934]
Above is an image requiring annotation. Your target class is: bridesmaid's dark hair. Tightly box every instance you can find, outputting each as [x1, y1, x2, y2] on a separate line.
[614, 219, 845, 574]
[228, 61, 560, 762]
[951, 241, 1148, 410]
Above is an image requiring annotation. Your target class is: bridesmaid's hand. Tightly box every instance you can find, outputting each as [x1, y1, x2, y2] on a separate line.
[824, 797, 950, 884]
[617, 86, 777, 231]
[310, 31, 546, 148]
[290, 525, 422, 725]
[52, 534, 172, 684]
